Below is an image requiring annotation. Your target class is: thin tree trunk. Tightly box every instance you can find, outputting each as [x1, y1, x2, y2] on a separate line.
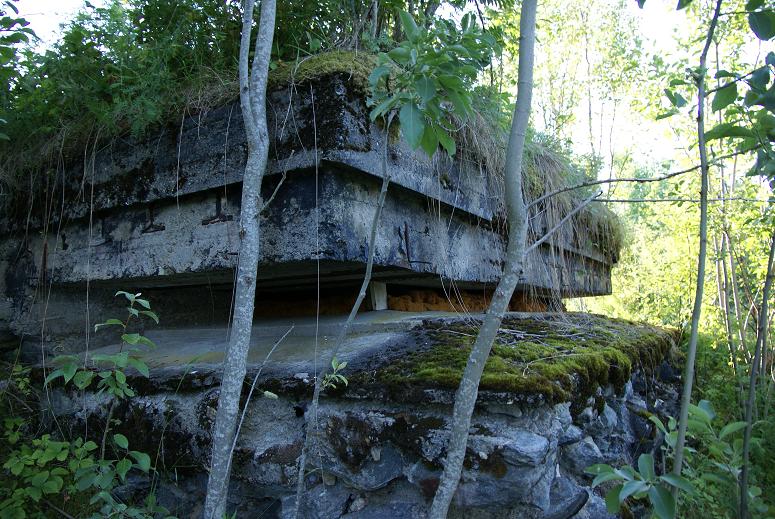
[728, 232, 749, 355]
[428, 1, 537, 516]
[291, 114, 394, 518]
[203, 0, 276, 516]
[715, 234, 743, 403]
[370, 0, 379, 39]
[740, 231, 775, 519]
[671, 0, 723, 493]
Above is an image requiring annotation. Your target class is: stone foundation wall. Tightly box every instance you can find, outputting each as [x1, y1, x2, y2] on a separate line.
[48, 366, 679, 519]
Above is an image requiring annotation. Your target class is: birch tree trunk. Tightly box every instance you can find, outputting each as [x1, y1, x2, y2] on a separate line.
[740, 230, 775, 519]
[203, 0, 276, 516]
[671, 0, 723, 491]
[428, 1, 536, 516]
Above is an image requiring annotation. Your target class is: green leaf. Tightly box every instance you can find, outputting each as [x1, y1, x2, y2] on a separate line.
[128, 357, 150, 378]
[445, 88, 472, 118]
[705, 123, 755, 140]
[113, 433, 129, 449]
[414, 77, 437, 104]
[420, 125, 439, 156]
[719, 421, 748, 439]
[749, 11, 775, 40]
[593, 471, 626, 487]
[746, 0, 764, 9]
[139, 310, 159, 324]
[638, 453, 656, 481]
[387, 47, 410, 63]
[619, 480, 649, 503]
[664, 89, 687, 108]
[649, 485, 676, 519]
[436, 128, 456, 157]
[95, 318, 125, 332]
[399, 10, 420, 42]
[116, 458, 132, 481]
[750, 66, 770, 90]
[30, 470, 49, 488]
[656, 109, 679, 120]
[698, 400, 716, 421]
[370, 95, 398, 121]
[26, 486, 42, 502]
[712, 83, 737, 112]
[115, 291, 136, 302]
[676, 0, 692, 9]
[122, 333, 141, 345]
[44, 369, 64, 386]
[605, 484, 623, 514]
[42, 476, 63, 494]
[73, 370, 95, 389]
[129, 451, 151, 472]
[399, 103, 425, 149]
[660, 473, 695, 494]
[585, 463, 614, 475]
[368, 65, 390, 86]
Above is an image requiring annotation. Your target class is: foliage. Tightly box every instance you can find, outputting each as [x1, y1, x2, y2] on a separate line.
[0, 0, 34, 141]
[368, 10, 499, 156]
[587, 452, 692, 519]
[588, 399, 770, 518]
[0, 293, 172, 518]
[321, 357, 349, 390]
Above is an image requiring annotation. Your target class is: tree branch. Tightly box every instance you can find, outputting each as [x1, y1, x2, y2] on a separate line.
[528, 146, 760, 208]
[526, 191, 600, 255]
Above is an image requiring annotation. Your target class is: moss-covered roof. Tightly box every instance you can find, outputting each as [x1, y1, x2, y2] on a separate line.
[370, 313, 678, 408]
[268, 50, 378, 96]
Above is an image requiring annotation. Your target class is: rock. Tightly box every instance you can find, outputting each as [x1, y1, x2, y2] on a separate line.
[502, 430, 550, 466]
[561, 436, 604, 477]
[281, 484, 352, 519]
[559, 425, 583, 446]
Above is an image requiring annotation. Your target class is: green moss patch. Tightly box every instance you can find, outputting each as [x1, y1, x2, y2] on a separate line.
[377, 313, 677, 408]
[268, 50, 378, 96]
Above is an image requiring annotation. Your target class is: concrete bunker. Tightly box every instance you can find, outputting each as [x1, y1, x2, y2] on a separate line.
[0, 52, 622, 352]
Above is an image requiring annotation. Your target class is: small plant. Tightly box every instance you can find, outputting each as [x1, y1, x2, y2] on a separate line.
[45, 291, 156, 396]
[322, 357, 348, 390]
[587, 399, 767, 519]
[0, 292, 174, 518]
[587, 452, 693, 519]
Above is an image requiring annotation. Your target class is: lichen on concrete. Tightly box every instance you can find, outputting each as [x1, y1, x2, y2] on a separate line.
[375, 313, 678, 407]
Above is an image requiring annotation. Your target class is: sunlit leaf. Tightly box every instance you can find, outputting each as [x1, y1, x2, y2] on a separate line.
[712, 82, 737, 112]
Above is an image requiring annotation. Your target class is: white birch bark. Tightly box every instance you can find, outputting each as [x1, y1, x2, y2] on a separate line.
[203, 0, 276, 516]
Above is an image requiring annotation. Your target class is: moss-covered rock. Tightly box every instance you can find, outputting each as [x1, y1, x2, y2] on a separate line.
[375, 313, 678, 409]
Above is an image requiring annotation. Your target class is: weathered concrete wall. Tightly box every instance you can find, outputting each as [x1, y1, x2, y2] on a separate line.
[43, 313, 679, 519]
[0, 72, 615, 346]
